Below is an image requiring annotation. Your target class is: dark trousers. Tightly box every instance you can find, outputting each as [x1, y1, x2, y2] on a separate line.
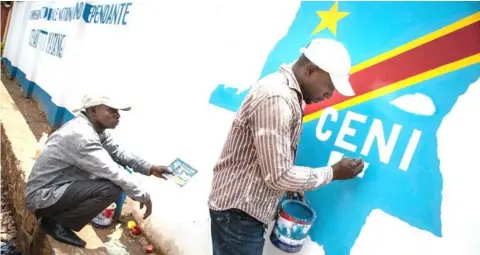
[210, 209, 266, 255]
[35, 179, 122, 231]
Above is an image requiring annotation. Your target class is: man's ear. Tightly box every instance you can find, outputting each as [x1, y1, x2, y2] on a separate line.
[305, 63, 317, 77]
[87, 107, 96, 116]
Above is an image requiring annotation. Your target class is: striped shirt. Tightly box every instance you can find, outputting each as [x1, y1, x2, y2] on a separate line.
[208, 65, 333, 224]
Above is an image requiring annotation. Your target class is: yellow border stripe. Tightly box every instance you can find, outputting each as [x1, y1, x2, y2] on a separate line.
[303, 53, 480, 123]
[351, 12, 480, 74]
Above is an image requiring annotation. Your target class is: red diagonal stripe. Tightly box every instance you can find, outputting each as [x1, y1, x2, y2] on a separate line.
[304, 21, 480, 115]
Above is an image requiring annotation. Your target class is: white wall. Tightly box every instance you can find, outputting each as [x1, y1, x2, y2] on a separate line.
[4, 1, 480, 255]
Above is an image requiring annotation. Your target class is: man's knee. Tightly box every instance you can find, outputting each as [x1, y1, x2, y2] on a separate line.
[99, 181, 122, 200]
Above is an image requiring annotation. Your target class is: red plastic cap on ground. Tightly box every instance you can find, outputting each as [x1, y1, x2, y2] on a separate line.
[131, 226, 142, 235]
[145, 244, 153, 253]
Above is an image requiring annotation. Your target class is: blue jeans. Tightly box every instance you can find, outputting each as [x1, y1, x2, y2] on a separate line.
[210, 209, 266, 255]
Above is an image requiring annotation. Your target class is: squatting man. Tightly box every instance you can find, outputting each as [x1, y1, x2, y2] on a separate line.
[25, 94, 172, 248]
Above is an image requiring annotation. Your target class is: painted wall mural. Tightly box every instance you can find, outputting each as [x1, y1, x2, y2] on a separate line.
[209, 2, 480, 254]
[3, 1, 480, 254]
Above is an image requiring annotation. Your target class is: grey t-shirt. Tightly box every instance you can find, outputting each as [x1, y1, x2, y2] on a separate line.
[25, 113, 152, 211]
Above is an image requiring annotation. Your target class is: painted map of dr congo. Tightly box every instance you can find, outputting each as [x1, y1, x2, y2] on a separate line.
[208, 2, 480, 254]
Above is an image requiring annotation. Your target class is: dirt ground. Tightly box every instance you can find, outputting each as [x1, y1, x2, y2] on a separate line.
[1, 72, 47, 255]
[1, 74, 50, 140]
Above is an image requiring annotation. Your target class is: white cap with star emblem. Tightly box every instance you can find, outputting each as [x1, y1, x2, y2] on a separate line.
[301, 38, 355, 97]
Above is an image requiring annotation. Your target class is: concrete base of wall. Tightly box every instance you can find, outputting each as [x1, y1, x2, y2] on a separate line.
[1, 58, 73, 129]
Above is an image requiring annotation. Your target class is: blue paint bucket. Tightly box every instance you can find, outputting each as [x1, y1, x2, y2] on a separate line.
[269, 199, 316, 253]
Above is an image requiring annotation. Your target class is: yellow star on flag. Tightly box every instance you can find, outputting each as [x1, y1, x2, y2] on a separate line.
[312, 1, 350, 36]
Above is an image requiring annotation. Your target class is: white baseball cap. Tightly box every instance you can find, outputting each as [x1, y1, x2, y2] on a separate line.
[301, 38, 355, 97]
[73, 94, 131, 112]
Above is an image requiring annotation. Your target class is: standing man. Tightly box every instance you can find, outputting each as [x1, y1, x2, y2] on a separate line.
[25, 93, 172, 248]
[208, 38, 365, 254]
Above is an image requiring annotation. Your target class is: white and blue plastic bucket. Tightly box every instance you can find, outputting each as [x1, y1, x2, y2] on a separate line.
[270, 198, 316, 253]
[91, 202, 117, 228]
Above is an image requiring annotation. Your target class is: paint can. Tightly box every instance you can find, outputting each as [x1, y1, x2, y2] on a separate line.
[269, 198, 316, 253]
[91, 203, 117, 228]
